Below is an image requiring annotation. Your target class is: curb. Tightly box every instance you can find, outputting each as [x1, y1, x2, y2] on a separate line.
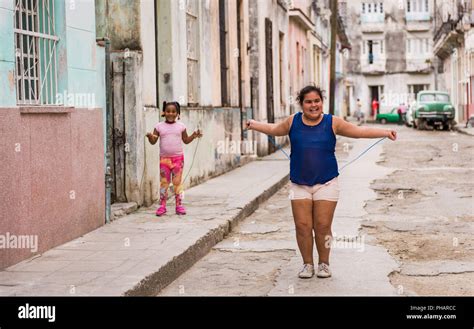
[124, 172, 290, 296]
[453, 125, 474, 136]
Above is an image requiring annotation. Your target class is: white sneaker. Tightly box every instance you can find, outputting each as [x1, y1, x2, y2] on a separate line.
[298, 264, 315, 279]
[317, 263, 332, 278]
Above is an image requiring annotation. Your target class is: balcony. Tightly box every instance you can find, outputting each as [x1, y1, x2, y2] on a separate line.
[360, 13, 384, 33]
[406, 11, 430, 21]
[405, 57, 433, 73]
[361, 13, 384, 23]
[289, 8, 315, 31]
[360, 57, 385, 75]
[433, 13, 464, 60]
[405, 11, 432, 33]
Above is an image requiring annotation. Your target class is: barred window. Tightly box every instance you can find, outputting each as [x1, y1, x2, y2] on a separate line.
[14, 0, 58, 105]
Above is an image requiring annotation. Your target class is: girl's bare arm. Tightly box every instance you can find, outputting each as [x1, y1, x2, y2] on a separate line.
[182, 129, 202, 144]
[146, 128, 159, 145]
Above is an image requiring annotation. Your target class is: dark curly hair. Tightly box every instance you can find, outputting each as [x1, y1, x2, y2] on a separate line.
[161, 101, 181, 118]
[296, 85, 325, 106]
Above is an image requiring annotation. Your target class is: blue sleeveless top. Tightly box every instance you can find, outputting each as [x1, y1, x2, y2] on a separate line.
[289, 112, 339, 186]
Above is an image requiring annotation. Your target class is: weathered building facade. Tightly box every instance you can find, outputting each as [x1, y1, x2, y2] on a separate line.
[97, 0, 259, 208]
[288, 0, 350, 117]
[0, 0, 106, 269]
[345, 0, 437, 117]
[433, 0, 473, 124]
[248, 0, 290, 155]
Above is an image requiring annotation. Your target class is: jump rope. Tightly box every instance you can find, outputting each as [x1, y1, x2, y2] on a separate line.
[142, 119, 387, 201]
[267, 135, 387, 171]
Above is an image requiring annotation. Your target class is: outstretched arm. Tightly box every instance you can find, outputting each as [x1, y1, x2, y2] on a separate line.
[333, 116, 397, 141]
[246, 115, 294, 136]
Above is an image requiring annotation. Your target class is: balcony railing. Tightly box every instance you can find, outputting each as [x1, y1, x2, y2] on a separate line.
[361, 13, 384, 24]
[406, 11, 430, 21]
[406, 57, 433, 72]
[360, 57, 385, 74]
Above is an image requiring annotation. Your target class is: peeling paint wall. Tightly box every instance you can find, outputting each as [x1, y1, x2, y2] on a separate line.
[249, 0, 290, 156]
[0, 0, 106, 268]
[97, 0, 159, 206]
[155, 0, 255, 189]
[345, 0, 436, 115]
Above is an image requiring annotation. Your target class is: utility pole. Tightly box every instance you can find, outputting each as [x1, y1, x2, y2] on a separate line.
[329, 0, 337, 115]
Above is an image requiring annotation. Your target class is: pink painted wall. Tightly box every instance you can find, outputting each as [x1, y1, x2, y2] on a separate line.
[289, 16, 310, 98]
[0, 107, 105, 269]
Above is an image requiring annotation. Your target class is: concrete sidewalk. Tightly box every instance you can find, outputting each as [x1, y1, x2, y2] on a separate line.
[454, 125, 474, 136]
[0, 149, 291, 296]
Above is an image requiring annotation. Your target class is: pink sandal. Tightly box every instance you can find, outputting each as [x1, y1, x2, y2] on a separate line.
[175, 205, 186, 215]
[156, 205, 167, 216]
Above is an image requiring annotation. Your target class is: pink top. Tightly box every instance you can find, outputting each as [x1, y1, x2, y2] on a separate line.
[155, 121, 186, 157]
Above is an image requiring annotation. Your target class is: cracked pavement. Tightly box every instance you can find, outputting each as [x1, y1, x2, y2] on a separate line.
[160, 125, 473, 296]
[362, 126, 474, 296]
[159, 133, 403, 296]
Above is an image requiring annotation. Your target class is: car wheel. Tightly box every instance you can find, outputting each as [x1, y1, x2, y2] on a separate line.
[381, 118, 387, 124]
[415, 119, 424, 130]
[443, 120, 454, 131]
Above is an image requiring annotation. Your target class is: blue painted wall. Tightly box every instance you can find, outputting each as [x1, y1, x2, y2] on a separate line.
[0, 0, 106, 112]
[0, 0, 16, 106]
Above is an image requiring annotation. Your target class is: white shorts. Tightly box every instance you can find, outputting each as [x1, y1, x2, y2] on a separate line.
[289, 176, 340, 202]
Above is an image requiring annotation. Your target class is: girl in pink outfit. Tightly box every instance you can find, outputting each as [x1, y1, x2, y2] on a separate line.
[146, 101, 202, 216]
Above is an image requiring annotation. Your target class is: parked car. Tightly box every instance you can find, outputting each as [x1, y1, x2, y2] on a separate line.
[376, 107, 400, 124]
[412, 91, 456, 130]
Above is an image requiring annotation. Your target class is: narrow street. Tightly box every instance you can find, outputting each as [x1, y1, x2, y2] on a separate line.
[160, 126, 474, 296]
[363, 126, 474, 296]
[159, 125, 473, 296]
[1, 0, 474, 326]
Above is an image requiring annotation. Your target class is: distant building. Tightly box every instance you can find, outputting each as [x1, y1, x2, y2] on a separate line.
[433, 0, 473, 124]
[345, 0, 436, 117]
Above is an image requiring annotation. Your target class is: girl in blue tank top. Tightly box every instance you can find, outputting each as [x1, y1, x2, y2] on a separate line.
[246, 85, 397, 280]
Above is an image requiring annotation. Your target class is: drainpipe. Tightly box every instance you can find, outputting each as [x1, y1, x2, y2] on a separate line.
[237, 0, 244, 142]
[97, 37, 112, 224]
[154, 0, 160, 109]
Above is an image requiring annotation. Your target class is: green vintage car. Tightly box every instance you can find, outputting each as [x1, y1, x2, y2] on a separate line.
[412, 91, 456, 130]
[376, 107, 400, 124]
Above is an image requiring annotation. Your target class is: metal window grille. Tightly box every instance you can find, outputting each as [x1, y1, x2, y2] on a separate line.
[14, 0, 58, 105]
